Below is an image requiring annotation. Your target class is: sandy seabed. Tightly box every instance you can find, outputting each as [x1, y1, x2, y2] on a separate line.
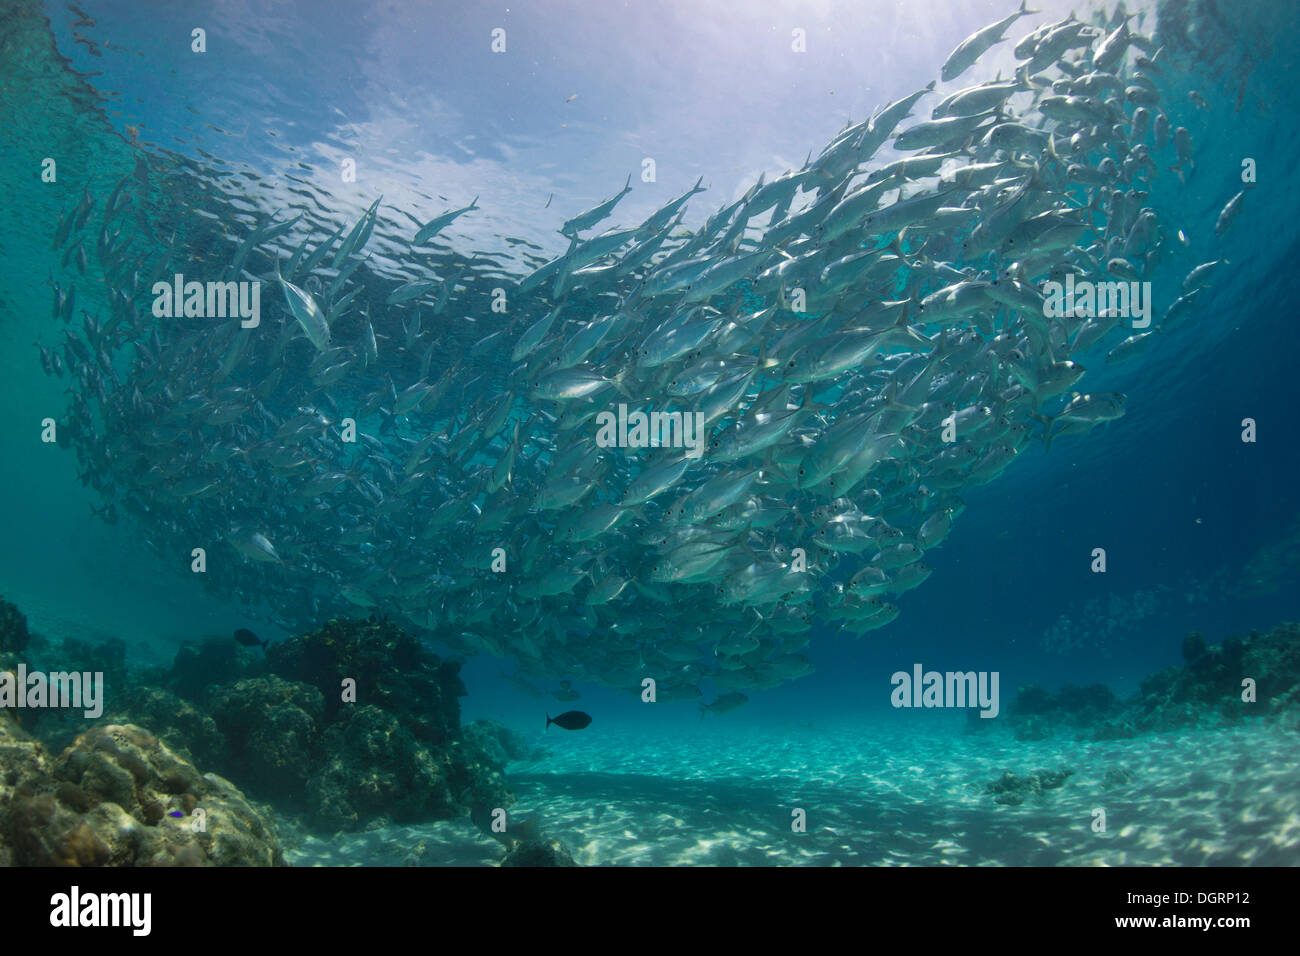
[282, 720, 1300, 866]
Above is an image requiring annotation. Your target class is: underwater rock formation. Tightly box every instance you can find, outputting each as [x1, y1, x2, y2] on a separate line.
[166, 617, 513, 833]
[1009, 622, 1300, 741]
[0, 719, 282, 866]
[168, 637, 250, 702]
[264, 616, 465, 741]
[306, 704, 458, 832]
[464, 718, 551, 766]
[206, 676, 325, 804]
[3, 605, 521, 837]
[984, 768, 1075, 806]
[1008, 682, 1121, 740]
[109, 685, 226, 771]
[500, 838, 579, 867]
[0, 712, 47, 866]
[0, 596, 31, 655]
[16, 634, 132, 747]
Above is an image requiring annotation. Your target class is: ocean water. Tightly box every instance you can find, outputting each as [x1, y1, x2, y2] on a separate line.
[1, 0, 1298, 868]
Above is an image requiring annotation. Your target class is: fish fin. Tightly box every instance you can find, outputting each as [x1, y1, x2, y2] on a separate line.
[883, 378, 919, 416]
[1045, 132, 1062, 166]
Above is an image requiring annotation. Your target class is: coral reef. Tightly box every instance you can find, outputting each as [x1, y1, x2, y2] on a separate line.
[0, 719, 282, 866]
[161, 617, 513, 833]
[306, 704, 457, 832]
[1008, 682, 1121, 741]
[264, 616, 465, 742]
[4, 604, 524, 842]
[0, 712, 47, 866]
[180, 617, 515, 832]
[109, 685, 226, 770]
[0, 596, 31, 654]
[206, 676, 324, 804]
[464, 718, 551, 766]
[168, 637, 250, 702]
[1010, 622, 1300, 741]
[14, 634, 132, 746]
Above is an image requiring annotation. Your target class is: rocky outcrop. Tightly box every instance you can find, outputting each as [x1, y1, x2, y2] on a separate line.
[1007, 623, 1300, 741]
[0, 719, 282, 866]
[984, 768, 1074, 806]
[4, 604, 526, 840]
[500, 839, 579, 867]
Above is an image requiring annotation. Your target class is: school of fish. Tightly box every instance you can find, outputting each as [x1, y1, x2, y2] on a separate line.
[43, 3, 1250, 701]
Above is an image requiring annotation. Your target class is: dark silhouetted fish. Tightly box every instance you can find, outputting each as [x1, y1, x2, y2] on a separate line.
[234, 627, 268, 651]
[546, 711, 592, 730]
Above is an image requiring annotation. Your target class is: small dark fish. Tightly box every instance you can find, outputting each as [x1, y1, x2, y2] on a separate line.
[546, 710, 592, 731]
[167, 810, 184, 818]
[234, 627, 268, 651]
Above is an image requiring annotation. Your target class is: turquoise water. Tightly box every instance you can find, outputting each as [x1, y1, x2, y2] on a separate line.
[1, 0, 1298, 866]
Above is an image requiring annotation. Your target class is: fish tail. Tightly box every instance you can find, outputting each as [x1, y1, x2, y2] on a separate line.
[545, 713, 552, 729]
[1029, 412, 1057, 451]
[610, 369, 635, 400]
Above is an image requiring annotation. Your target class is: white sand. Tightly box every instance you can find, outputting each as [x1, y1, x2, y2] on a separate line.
[282, 720, 1300, 866]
